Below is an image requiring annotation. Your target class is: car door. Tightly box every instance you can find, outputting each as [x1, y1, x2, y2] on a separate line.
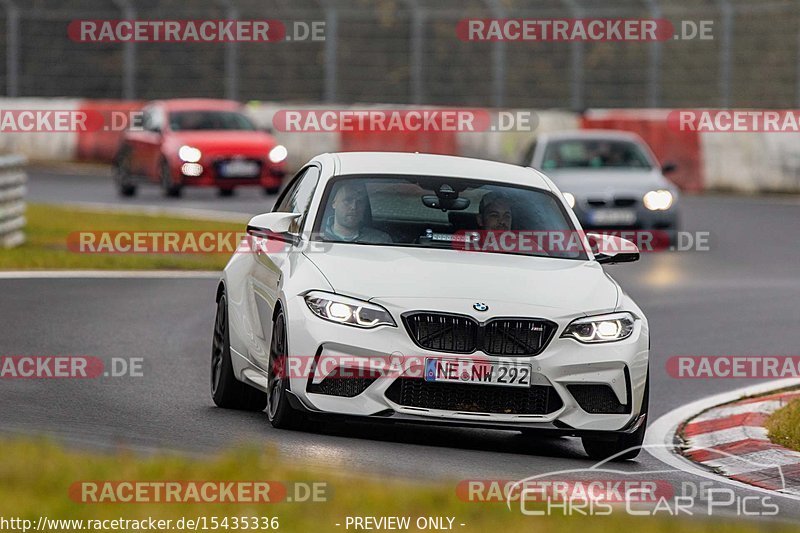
[247, 164, 322, 370]
[128, 105, 165, 180]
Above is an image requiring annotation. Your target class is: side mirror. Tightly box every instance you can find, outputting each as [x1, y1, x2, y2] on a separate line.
[586, 233, 639, 264]
[247, 212, 301, 239]
[662, 162, 677, 174]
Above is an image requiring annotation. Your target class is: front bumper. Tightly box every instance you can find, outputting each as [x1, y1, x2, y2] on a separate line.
[172, 157, 285, 188]
[285, 389, 648, 437]
[282, 297, 649, 433]
[572, 203, 679, 231]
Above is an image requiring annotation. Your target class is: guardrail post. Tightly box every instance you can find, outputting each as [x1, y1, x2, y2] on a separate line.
[0, 154, 27, 248]
[112, 0, 137, 99]
[0, 0, 20, 97]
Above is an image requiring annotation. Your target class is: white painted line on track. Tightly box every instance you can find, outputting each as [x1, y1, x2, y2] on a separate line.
[0, 270, 220, 279]
[645, 378, 800, 500]
[41, 200, 252, 223]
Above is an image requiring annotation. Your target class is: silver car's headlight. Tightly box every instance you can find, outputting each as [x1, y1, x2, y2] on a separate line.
[643, 189, 673, 211]
[304, 291, 396, 329]
[561, 312, 636, 343]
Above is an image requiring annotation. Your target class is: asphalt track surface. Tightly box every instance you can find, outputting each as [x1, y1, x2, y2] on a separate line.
[5, 165, 800, 520]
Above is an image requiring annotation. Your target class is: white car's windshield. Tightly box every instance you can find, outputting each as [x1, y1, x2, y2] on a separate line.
[311, 175, 588, 260]
[542, 139, 652, 170]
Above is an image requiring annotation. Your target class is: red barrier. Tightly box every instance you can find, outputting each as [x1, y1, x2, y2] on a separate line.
[340, 128, 457, 155]
[76, 100, 145, 162]
[581, 110, 703, 192]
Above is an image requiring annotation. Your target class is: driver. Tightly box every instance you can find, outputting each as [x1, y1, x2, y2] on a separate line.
[477, 191, 513, 231]
[323, 181, 392, 243]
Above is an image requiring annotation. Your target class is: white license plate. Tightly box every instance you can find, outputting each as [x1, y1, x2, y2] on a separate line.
[219, 160, 260, 178]
[424, 358, 532, 388]
[590, 208, 637, 225]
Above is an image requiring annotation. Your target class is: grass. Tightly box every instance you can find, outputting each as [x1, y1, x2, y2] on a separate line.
[0, 438, 795, 532]
[766, 397, 800, 451]
[0, 204, 245, 270]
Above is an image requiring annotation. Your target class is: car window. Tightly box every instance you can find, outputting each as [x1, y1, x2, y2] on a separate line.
[142, 107, 163, 132]
[542, 139, 652, 170]
[272, 166, 320, 234]
[312, 175, 586, 260]
[169, 110, 256, 131]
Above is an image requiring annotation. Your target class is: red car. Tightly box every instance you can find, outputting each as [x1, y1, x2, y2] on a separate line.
[114, 99, 287, 197]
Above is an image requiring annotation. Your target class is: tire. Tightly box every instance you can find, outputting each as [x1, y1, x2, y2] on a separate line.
[263, 186, 281, 195]
[160, 160, 182, 198]
[211, 294, 269, 411]
[266, 309, 305, 429]
[115, 149, 137, 197]
[218, 187, 235, 197]
[581, 374, 649, 461]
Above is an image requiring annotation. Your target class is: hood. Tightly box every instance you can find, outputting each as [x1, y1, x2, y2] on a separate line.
[167, 130, 277, 153]
[544, 168, 673, 197]
[303, 244, 619, 315]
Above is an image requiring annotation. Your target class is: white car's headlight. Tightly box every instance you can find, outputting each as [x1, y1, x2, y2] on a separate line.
[178, 145, 202, 163]
[561, 312, 636, 343]
[268, 144, 288, 163]
[563, 192, 576, 209]
[643, 189, 673, 211]
[304, 291, 395, 329]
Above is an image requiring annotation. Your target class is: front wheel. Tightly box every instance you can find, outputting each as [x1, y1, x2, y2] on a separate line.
[582, 375, 649, 461]
[267, 310, 305, 429]
[115, 149, 137, 197]
[160, 160, 182, 198]
[211, 294, 269, 411]
[218, 187, 235, 197]
[263, 186, 281, 195]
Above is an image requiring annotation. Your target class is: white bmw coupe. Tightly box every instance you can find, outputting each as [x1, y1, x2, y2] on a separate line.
[211, 152, 650, 460]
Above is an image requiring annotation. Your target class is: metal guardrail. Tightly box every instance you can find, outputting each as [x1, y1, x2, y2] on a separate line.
[0, 154, 27, 248]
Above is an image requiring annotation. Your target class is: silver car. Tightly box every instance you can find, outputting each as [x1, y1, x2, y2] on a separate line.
[521, 130, 680, 244]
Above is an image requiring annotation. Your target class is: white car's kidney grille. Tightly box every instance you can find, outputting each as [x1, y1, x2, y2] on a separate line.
[385, 379, 563, 415]
[402, 313, 557, 356]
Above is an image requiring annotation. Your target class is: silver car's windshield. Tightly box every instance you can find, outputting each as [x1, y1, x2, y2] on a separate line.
[311, 175, 589, 260]
[542, 139, 652, 170]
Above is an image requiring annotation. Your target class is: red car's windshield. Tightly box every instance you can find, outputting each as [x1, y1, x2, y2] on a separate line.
[169, 110, 257, 131]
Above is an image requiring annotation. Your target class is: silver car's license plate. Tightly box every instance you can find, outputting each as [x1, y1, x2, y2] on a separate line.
[219, 160, 260, 178]
[424, 358, 532, 388]
[590, 208, 637, 226]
